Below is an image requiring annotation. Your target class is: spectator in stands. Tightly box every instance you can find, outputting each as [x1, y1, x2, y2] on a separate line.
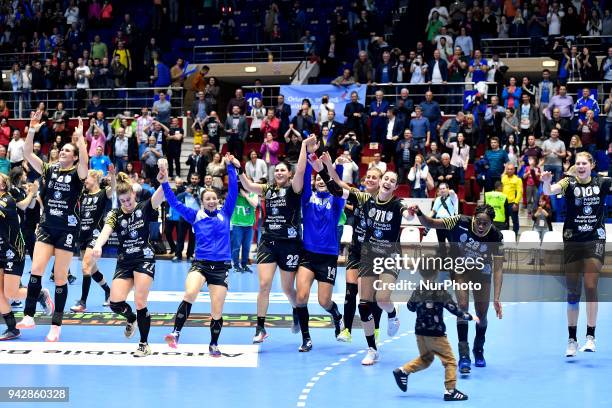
[112, 40, 132, 73]
[247, 98, 266, 142]
[574, 88, 600, 121]
[203, 111, 223, 151]
[191, 65, 210, 95]
[9, 64, 22, 119]
[0, 100, 8, 120]
[368, 152, 387, 174]
[260, 132, 280, 181]
[578, 47, 598, 81]
[545, 107, 571, 142]
[152, 91, 172, 125]
[291, 102, 315, 136]
[427, 49, 448, 84]
[368, 90, 389, 144]
[433, 153, 458, 190]
[192, 91, 208, 121]
[332, 69, 355, 86]
[174, 173, 203, 262]
[535, 69, 554, 135]
[150, 52, 171, 89]
[226, 89, 248, 115]
[546, 85, 574, 121]
[89, 145, 112, 175]
[355, 10, 372, 52]
[321, 109, 343, 146]
[274, 95, 291, 137]
[318, 96, 335, 127]
[186, 144, 208, 183]
[225, 105, 248, 160]
[353, 51, 373, 84]
[454, 27, 473, 58]
[566, 45, 582, 82]
[501, 163, 522, 235]
[339, 131, 362, 165]
[52, 102, 68, 123]
[246, 150, 268, 183]
[7, 129, 24, 168]
[542, 128, 566, 182]
[605, 90, 612, 145]
[344, 91, 366, 141]
[408, 154, 429, 198]
[565, 135, 585, 169]
[433, 26, 453, 50]
[501, 77, 521, 110]
[166, 117, 184, 177]
[517, 93, 538, 148]
[203, 77, 219, 114]
[484, 137, 509, 191]
[578, 110, 599, 156]
[446, 132, 470, 182]
[437, 37, 453, 63]
[0, 145, 10, 175]
[0, 119, 10, 147]
[600, 47, 612, 86]
[170, 57, 185, 88]
[382, 107, 404, 162]
[522, 155, 541, 217]
[429, 0, 450, 25]
[86, 118, 107, 157]
[468, 50, 488, 84]
[426, 140, 442, 172]
[260, 108, 280, 141]
[392, 53, 409, 83]
[111, 54, 128, 88]
[522, 134, 543, 164]
[91, 35, 108, 60]
[502, 133, 518, 167]
[425, 11, 443, 43]
[409, 105, 430, 152]
[547, 2, 564, 36]
[484, 96, 505, 138]
[110, 127, 129, 172]
[396, 88, 414, 123]
[440, 111, 464, 144]
[420, 91, 441, 141]
[395, 129, 416, 183]
[206, 152, 226, 191]
[586, 9, 603, 36]
[521, 76, 536, 103]
[374, 51, 395, 84]
[86, 95, 106, 117]
[409, 54, 427, 84]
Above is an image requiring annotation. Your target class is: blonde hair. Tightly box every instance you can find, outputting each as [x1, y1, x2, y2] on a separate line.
[0, 173, 10, 192]
[116, 172, 133, 196]
[88, 169, 104, 183]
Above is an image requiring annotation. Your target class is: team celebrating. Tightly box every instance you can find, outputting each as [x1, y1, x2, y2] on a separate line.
[0, 113, 609, 401]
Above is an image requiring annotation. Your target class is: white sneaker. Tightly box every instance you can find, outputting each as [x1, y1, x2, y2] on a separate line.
[133, 342, 151, 358]
[45, 325, 61, 342]
[39, 288, 54, 316]
[361, 347, 379, 365]
[580, 335, 596, 352]
[387, 316, 400, 337]
[125, 321, 137, 339]
[566, 338, 579, 357]
[16, 315, 36, 330]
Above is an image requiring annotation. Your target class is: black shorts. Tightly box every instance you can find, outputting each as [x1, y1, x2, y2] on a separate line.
[36, 226, 78, 252]
[78, 237, 97, 251]
[346, 246, 361, 271]
[564, 240, 605, 264]
[358, 249, 400, 279]
[256, 239, 302, 273]
[299, 250, 338, 285]
[113, 260, 156, 280]
[189, 260, 230, 288]
[0, 246, 25, 276]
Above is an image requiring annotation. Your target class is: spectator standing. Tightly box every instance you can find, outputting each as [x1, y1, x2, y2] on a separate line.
[545, 85, 574, 120]
[369, 90, 389, 144]
[343, 91, 366, 141]
[225, 106, 248, 160]
[166, 117, 184, 177]
[501, 77, 521, 109]
[541, 128, 566, 182]
[85, 119, 107, 157]
[152, 91, 172, 125]
[260, 132, 280, 182]
[274, 95, 291, 137]
[409, 105, 431, 152]
[89, 145, 112, 175]
[186, 144, 208, 182]
[408, 154, 429, 198]
[501, 163, 522, 235]
[141, 135, 162, 182]
[7, 130, 25, 168]
[204, 77, 220, 114]
[206, 152, 226, 191]
[191, 91, 208, 121]
[110, 127, 129, 172]
[230, 185, 258, 273]
[261, 108, 280, 141]
[226, 89, 248, 115]
[484, 137, 509, 191]
[0, 146, 10, 175]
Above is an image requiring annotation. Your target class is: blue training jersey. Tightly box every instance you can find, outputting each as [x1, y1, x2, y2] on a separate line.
[301, 163, 346, 255]
[161, 165, 238, 261]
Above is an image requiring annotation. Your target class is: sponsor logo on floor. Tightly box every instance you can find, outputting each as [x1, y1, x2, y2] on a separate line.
[12, 312, 346, 328]
[0, 342, 259, 368]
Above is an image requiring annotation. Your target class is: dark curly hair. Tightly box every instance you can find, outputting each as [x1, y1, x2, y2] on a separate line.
[474, 204, 496, 221]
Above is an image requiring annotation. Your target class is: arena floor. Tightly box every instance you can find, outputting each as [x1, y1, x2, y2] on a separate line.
[1, 258, 610, 408]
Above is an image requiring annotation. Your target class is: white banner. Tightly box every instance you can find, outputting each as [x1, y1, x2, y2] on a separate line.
[0, 342, 259, 368]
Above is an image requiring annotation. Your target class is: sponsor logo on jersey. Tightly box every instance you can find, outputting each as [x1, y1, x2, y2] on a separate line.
[121, 219, 128, 228]
[459, 233, 468, 242]
[583, 206, 593, 215]
[5, 249, 15, 259]
[597, 228, 605, 239]
[129, 230, 138, 239]
[67, 215, 78, 226]
[50, 208, 63, 216]
[53, 191, 62, 200]
[593, 185, 600, 195]
[271, 207, 279, 215]
[287, 227, 297, 238]
[135, 209, 142, 218]
[577, 224, 593, 232]
[374, 229, 383, 239]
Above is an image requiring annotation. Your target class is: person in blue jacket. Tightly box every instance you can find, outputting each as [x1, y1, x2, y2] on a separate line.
[295, 148, 346, 352]
[162, 153, 240, 357]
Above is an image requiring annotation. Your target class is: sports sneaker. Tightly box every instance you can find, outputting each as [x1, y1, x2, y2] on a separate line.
[580, 336, 596, 353]
[374, 328, 380, 344]
[209, 344, 222, 357]
[241, 265, 253, 273]
[38, 288, 54, 316]
[0, 328, 21, 341]
[252, 326, 268, 344]
[336, 328, 352, 343]
[361, 347, 379, 365]
[444, 389, 468, 401]
[392, 368, 408, 392]
[566, 338, 579, 357]
[125, 320, 138, 339]
[291, 309, 300, 334]
[458, 356, 471, 373]
[16, 315, 35, 330]
[473, 349, 486, 367]
[70, 300, 86, 313]
[299, 338, 313, 352]
[387, 316, 400, 337]
[67, 274, 77, 284]
[333, 316, 344, 338]
[10, 300, 22, 308]
[134, 342, 151, 358]
[45, 325, 61, 342]
[164, 332, 180, 349]
[103, 292, 110, 307]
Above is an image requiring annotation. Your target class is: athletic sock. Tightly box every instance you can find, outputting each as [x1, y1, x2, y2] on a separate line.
[325, 302, 342, 322]
[586, 326, 595, 338]
[343, 283, 358, 333]
[109, 301, 136, 323]
[387, 308, 397, 319]
[257, 316, 266, 328]
[3, 312, 16, 331]
[296, 306, 310, 340]
[372, 301, 382, 330]
[457, 320, 469, 343]
[568, 326, 577, 341]
[24, 275, 42, 317]
[173, 301, 192, 333]
[51, 284, 68, 326]
[474, 324, 487, 351]
[136, 307, 151, 344]
[210, 318, 223, 345]
[80, 275, 92, 303]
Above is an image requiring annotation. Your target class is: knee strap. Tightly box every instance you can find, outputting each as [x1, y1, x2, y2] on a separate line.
[109, 301, 127, 314]
[358, 301, 372, 322]
[567, 292, 581, 305]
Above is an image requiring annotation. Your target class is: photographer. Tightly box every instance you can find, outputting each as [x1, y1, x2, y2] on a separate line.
[173, 173, 204, 262]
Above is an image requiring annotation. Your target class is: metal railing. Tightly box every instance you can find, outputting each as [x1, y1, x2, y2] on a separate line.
[0, 51, 52, 70]
[192, 42, 310, 64]
[0, 87, 184, 119]
[480, 35, 612, 58]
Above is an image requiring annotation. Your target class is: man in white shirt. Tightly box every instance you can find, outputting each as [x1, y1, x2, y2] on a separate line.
[75, 57, 91, 89]
[318, 95, 335, 125]
[7, 129, 25, 167]
[546, 3, 564, 36]
[368, 152, 387, 173]
[338, 151, 359, 185]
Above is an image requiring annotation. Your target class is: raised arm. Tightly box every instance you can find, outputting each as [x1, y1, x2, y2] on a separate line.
[16, 180, 39, 211]
[292, 134, 317, 194]
[75, 118, 89, 180]
[302, 161, 313, 206]
[160, 178, 196, 223]
[222, 154, 240, 216]
[105, 163, 116, 199]
[408, 205, 450, 229]
[541, 171, 562, 195]
[23, 111, 44, 175]
[151, 159, 168, 210]
[239, 172, 265, 195]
